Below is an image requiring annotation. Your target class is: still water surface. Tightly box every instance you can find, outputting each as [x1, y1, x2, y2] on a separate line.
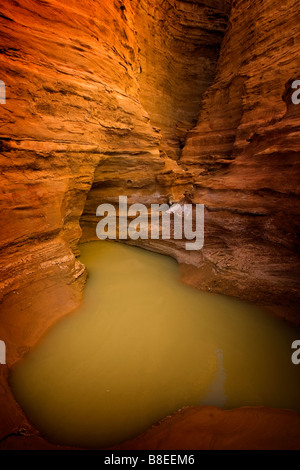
[10, 242, 300, 448]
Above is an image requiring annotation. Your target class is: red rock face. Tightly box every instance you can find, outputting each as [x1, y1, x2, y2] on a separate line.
[0, 0, 230, 368]
[180, 0, 300, 323]
[81, 0, 300, 324]
[0, 0, 299, 451]
[0, 0, 230, 446]
[112, 407, 300, 450]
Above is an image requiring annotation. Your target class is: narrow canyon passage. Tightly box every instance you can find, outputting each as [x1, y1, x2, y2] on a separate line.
[0, 0, 299, 451]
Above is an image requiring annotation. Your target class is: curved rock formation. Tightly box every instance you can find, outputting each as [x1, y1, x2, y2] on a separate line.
[0, 0, 230, 368]
[1, 406, 299, 450]
[112, 406, 300, 450]
[0, 0, 299, 451]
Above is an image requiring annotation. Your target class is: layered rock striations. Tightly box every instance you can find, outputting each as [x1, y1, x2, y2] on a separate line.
[0, 0, 229, 443]
[135, 0, 231, 160]
[180, 0, 300, 322]
[0, 0, 230, 364]
[0, 0, 299, 450]
[80, 0, 231, 242]
[82, 0, 300, 324]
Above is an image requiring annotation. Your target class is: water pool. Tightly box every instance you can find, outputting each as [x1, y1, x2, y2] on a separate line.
[10, 241, 300, 448]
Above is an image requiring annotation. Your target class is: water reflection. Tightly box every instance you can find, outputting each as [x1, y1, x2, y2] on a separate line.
[201, 349, 227, 408]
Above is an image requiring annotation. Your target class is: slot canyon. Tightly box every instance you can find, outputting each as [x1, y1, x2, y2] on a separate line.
[0, 0, 300, 450]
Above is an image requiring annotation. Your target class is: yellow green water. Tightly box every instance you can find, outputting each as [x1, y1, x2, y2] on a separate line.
[10, 241, 300, 448]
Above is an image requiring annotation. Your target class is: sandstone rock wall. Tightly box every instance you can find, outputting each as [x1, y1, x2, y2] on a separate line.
[135, 0, 230, 159]
[80, 0, 230, 243]
[0, 0, 229, 369]
[0, 0, 229, 442]
[0, 0, 299, 450]
[180, 0, 300, 322]
[82, 0, 300, 323]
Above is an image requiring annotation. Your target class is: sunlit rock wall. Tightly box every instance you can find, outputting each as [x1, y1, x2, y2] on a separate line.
[0, 0, 229, 442]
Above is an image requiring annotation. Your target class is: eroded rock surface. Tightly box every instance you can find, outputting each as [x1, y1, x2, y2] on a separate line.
[1, 405, 299, 450]
[0, 0, 229, 443]
[112, 406, 300, 450]
[180, 0, 300, 323]
[81, 0, 300, 324]
[0, 0, 299, 450]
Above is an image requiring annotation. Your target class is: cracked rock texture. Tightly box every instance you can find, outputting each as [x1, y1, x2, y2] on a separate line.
[0, 0, 299, 451]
